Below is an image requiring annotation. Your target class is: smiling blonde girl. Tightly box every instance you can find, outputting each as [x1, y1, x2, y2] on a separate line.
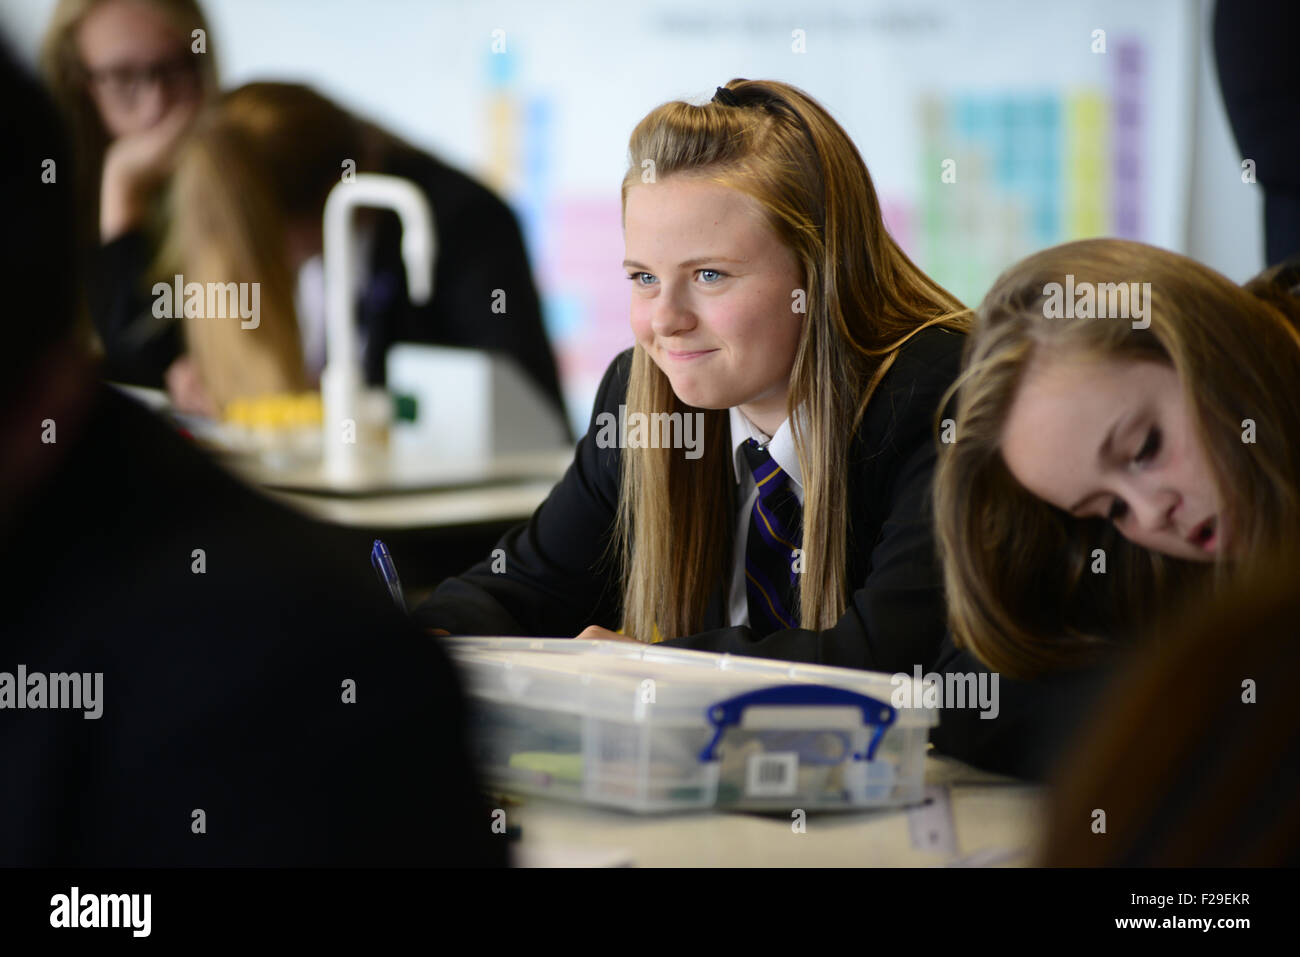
[415, 78, 970, 679]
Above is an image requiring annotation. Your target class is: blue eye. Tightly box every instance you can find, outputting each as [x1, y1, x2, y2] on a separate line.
[626, 272, 656, 286]
[698, 269, 724, 283]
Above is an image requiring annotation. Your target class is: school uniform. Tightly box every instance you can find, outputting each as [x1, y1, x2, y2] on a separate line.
[1, 383, 507, 866]
[413, 326, 1102, 777]
[87, 146, 570, 434]
[416, 326, 957, 661]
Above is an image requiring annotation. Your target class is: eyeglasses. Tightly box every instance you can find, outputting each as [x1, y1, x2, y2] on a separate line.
[84, 55, 200, 108]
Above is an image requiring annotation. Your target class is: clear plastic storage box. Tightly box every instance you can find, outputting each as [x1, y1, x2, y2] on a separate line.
[447, 637, 936, 813]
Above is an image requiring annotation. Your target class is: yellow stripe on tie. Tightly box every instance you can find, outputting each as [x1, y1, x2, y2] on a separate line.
[754, 465, 783, 489]
[755, 502, 798, 551]
[745, 569, 795, 629]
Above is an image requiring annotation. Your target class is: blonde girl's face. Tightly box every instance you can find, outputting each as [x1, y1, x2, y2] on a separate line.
[1000, 351, 1233, 563]
[76, 0, 202, 138]
[623, 176, 805, 436]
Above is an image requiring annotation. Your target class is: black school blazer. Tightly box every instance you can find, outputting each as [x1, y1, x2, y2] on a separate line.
[416, 324, 962, 672]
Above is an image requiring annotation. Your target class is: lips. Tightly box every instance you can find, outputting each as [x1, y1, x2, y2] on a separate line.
[664, 347, 718, 361]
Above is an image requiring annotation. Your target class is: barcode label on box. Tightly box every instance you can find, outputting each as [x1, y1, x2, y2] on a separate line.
[745, 752, 799, 797]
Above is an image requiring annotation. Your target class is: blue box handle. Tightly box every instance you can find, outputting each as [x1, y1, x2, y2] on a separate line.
[699, 684, 897, 764]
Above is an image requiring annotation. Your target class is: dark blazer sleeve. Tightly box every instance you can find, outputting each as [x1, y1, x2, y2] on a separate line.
[925, 634, 1115, 780]
[660, 327, 963, 672]
[88, 228, 181, 388]
[410, 350, 629, 636]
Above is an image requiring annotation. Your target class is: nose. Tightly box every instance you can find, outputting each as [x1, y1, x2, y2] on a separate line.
[648, 282, 696, 339]
[1126, 483, 1180, 536]
[136, 81, 170, 127]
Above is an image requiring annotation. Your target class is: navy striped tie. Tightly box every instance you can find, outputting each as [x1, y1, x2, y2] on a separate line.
[741, 438, 803, 635]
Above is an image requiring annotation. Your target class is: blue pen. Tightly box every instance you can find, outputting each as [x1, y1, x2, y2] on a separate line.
[370, 539, 407, 612]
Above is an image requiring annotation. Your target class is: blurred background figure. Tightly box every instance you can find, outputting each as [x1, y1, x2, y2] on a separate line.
[1214, 0, 1300, 266]
[1041, 554, 1300, 866]
[156, 82, 568, 422]
[41, 0, 217, 391]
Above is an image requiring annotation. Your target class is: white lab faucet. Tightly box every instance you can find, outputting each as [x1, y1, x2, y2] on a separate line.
[320, 174, 434, 481]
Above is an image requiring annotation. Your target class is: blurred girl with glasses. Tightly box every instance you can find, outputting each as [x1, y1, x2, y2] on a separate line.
[42, 0, 218, 404]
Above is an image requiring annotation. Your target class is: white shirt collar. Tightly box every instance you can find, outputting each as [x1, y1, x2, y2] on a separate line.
[728, 406, 803, 490]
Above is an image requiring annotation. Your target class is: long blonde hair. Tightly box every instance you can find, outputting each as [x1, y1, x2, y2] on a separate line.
[935, 239, 1300, 678]
[41, 0, 218, 247]
[615, 79, 970, 641]
[158, 83, 392, 408]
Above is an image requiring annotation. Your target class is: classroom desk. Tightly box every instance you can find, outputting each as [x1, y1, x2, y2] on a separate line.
[503, 752, 1045, 867]
[113, 381, 573, 530]
[256, 475, 563, 529]
[229, 460, 567, 591]
[231, 449, 573, 528]
[229, 449, 572, 588]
